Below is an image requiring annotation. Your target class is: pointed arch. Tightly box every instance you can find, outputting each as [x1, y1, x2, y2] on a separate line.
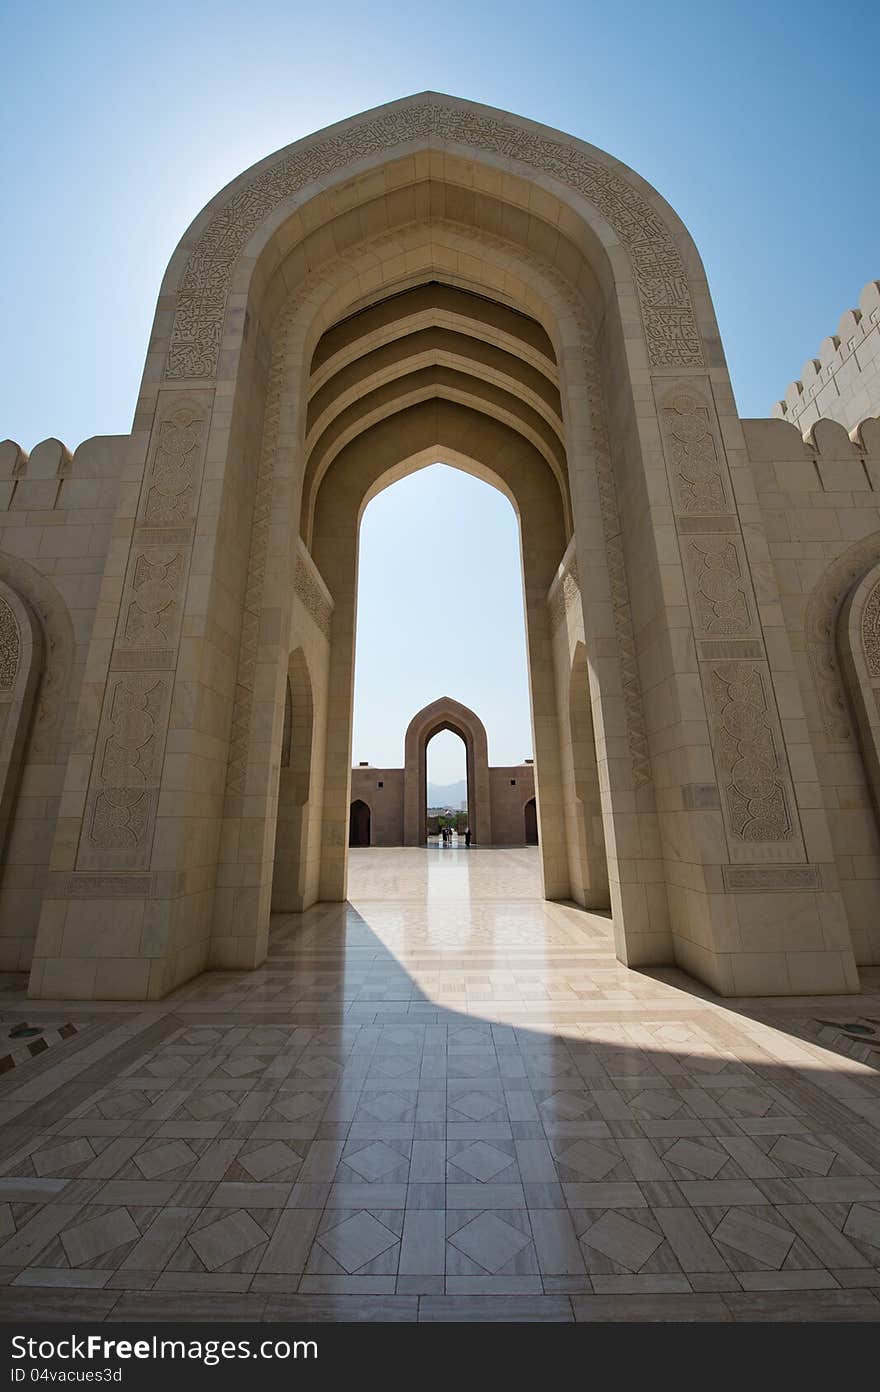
[403, 696, 492, 847]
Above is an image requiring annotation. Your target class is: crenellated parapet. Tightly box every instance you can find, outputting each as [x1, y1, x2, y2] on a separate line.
[743, 413, 880, 495]
[771, 280, 880, 433]
[0, 435, 127, 513]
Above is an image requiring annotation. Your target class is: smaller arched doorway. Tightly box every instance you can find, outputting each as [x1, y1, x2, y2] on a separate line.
[349, 799, 371, 847]
[403, 697, 492, 846]
[524, 798, 538, 845]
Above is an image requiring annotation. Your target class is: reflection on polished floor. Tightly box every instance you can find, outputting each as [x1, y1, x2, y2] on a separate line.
[1, 847, 880, 1322]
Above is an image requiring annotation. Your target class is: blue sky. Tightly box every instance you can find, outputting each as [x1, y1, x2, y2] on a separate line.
[1, 1, 876, 780]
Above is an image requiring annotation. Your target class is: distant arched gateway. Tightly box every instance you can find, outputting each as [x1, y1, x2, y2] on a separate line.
[17, 94, 868, 1001]
[350, 696, 539, 847]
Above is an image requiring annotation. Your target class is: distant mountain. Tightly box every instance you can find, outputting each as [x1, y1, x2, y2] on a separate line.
[427, 779, 467, 808]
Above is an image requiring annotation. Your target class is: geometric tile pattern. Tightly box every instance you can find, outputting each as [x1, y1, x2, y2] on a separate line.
[1, 848, 879, 1321]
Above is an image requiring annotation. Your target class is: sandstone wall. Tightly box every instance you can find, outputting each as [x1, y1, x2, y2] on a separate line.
[0, 435, 127, 969]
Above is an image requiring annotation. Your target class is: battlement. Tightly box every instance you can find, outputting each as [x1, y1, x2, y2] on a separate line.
[743, 413, 880, 500]
[771, 280, 880, 433]
[0, 435, 127, 511]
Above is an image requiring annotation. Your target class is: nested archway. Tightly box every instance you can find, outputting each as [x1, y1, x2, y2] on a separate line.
[30, 93, 860, 1004]
[403, 697, 491, 847]
[311, 411, 568, 902]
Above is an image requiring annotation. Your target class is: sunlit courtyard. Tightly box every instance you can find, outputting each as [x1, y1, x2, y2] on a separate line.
[1, 847, 879, 1321]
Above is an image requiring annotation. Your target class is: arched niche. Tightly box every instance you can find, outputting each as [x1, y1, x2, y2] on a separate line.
[839, 564, 880, 821]
[271, 648, 316, 912]
[349, 799, 371, 847]
[403, 696, 492, 847]
[0, 581, 43, 855]
[567, 642, 610, 909]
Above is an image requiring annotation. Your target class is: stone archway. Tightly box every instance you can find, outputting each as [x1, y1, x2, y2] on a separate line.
[524, 798, 538, 845]
[403, 697, 491, 847]
[27, 94, 860, 1000]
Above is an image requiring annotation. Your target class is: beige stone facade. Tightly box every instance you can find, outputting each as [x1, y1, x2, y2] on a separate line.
[349, 696, 536, 846]
[2, 94, 879, 1001]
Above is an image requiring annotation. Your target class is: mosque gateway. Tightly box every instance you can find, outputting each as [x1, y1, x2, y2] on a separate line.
[2, 94, 880, 1002]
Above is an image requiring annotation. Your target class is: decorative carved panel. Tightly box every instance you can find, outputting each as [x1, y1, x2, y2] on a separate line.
[166, 101, 703, 379]
[120, 551, 185, 649]
[860, 579, 880, 677]
[294, 556, 333, 639]
[79, 674, 173, 870]
[0, 598, 20, 690]
[705, 660, 796, 854]
[144, 406, 205, 525]
[684, 537, 752, 636]
[548, 557, 581, 634]
[660, 394, 729, 514]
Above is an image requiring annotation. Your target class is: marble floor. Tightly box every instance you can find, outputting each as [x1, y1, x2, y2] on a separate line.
[1, 846, 880, 1323]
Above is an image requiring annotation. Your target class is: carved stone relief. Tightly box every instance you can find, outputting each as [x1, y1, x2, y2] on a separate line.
[548, 557, 581, 634]
[661, 395, 728, 514]
[166, 101, 702, 379]
[294, 556, 333, 639]
[144, 406, 205, 525]
[707, 660, 794, 848]
[120, 551, 185, 648]
[860, 578, 880, 677]
[79, 674, 172, 870]
[685, 537, 752, 636]
[0, 597, 20, 690]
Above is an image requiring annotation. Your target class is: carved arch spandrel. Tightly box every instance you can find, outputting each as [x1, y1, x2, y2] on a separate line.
[839, 565, 880, 820]
[0, 581, 43, 855]
[165, 99, 704, 379]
